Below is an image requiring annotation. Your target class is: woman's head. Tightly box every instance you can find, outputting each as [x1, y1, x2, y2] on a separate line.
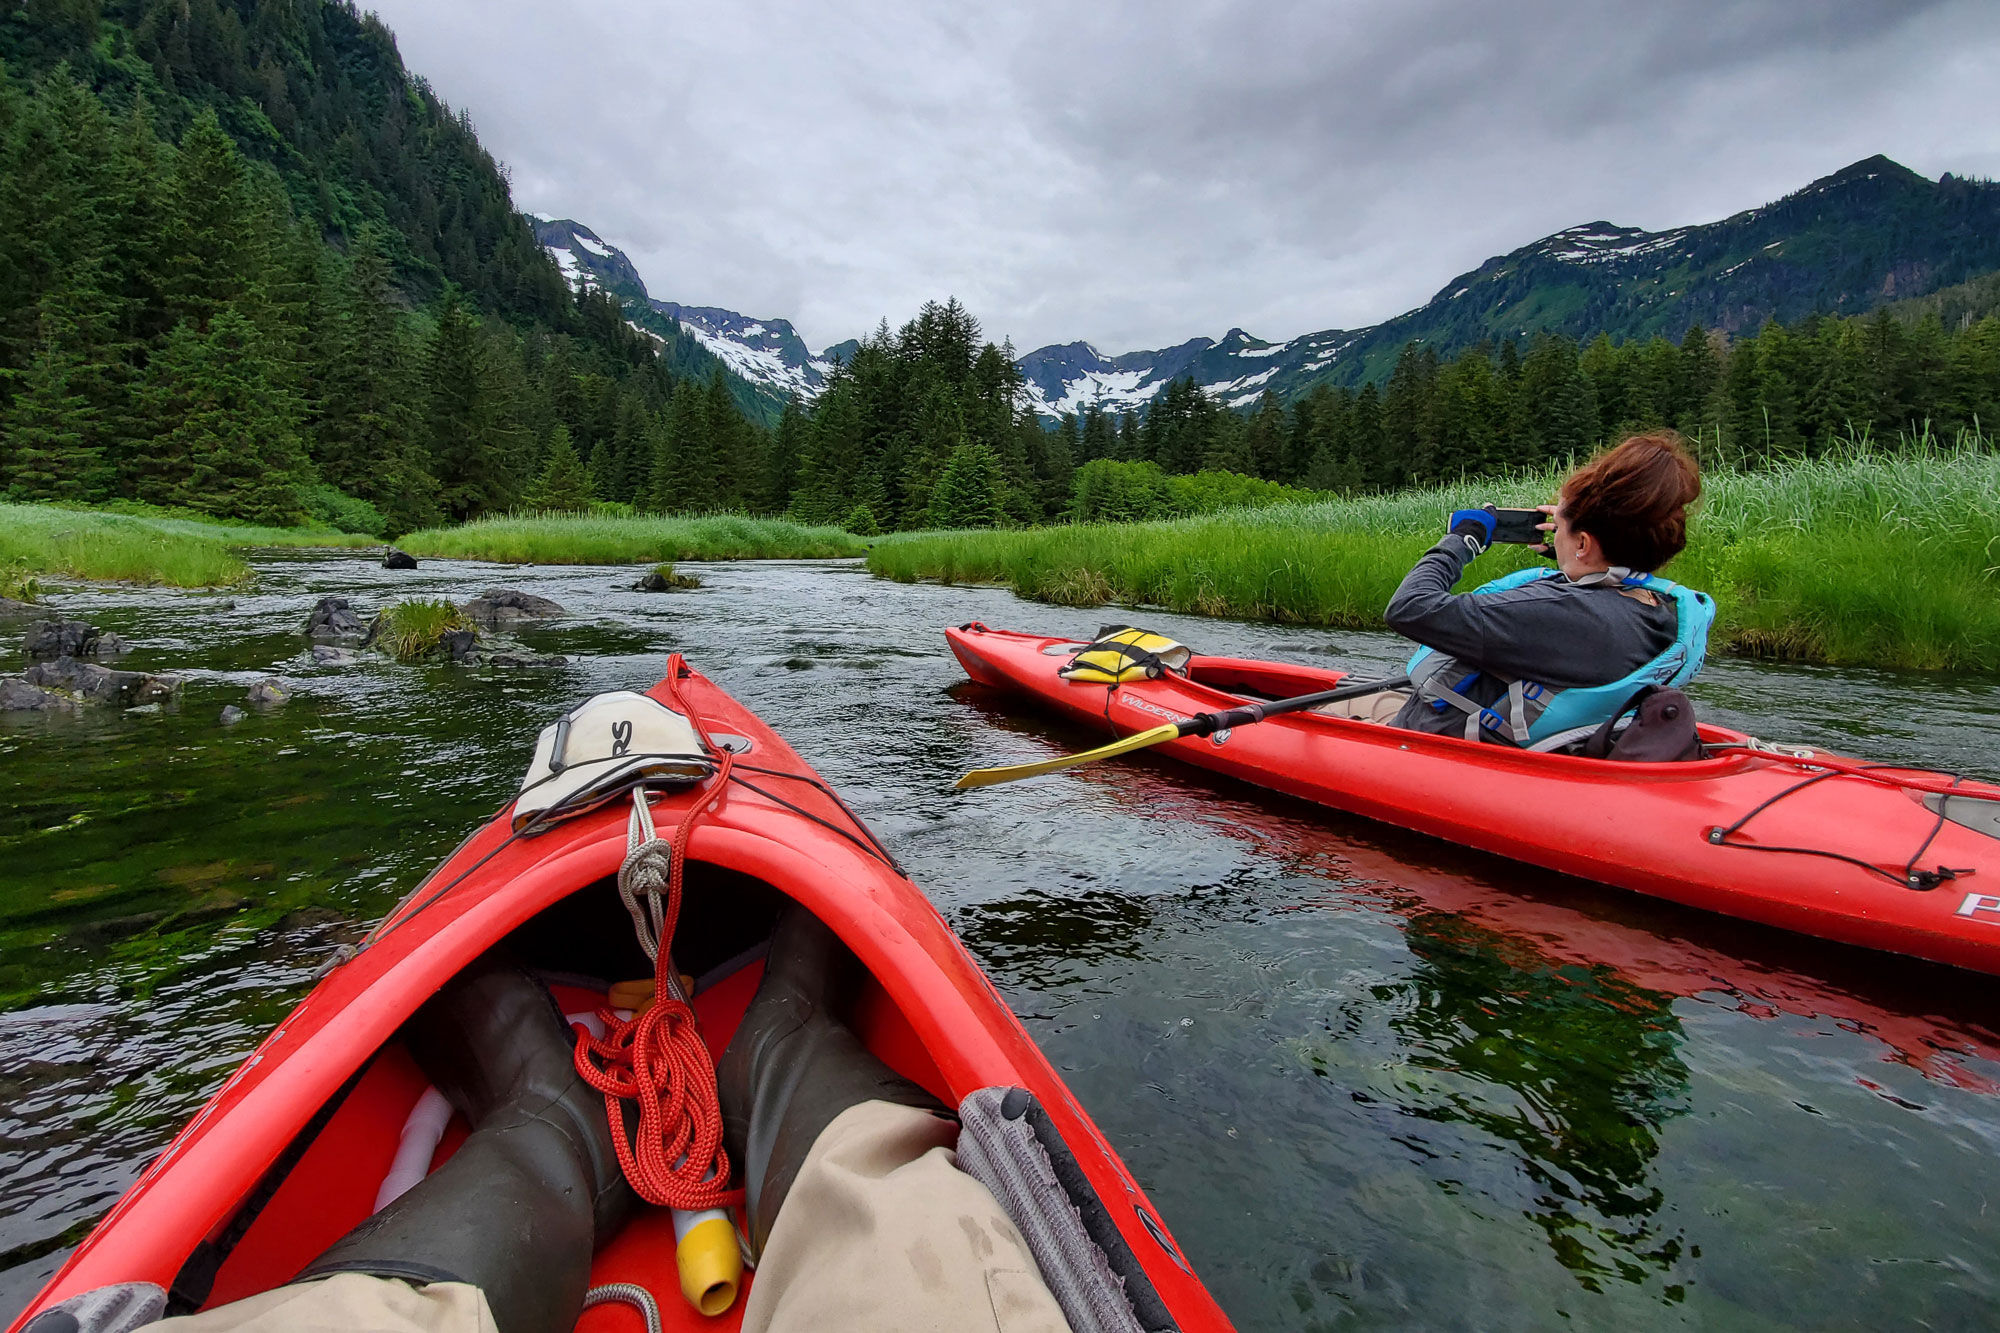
[1555, 431, 1701, 573]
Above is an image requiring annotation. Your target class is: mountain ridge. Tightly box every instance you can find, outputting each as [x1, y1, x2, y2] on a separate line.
[539, 154, 2000, 422]
[532, 218, 841, 419]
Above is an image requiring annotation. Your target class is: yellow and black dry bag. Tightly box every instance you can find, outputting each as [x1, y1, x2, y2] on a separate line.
[1058, 625, 1192, 685]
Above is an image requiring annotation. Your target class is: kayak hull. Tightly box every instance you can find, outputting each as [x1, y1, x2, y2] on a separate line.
[16, 663, 1230, 1332]
[947, 622, 2000, 976]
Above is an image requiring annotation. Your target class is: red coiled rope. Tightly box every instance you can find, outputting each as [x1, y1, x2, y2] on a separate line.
[572, 657, 739, 1210]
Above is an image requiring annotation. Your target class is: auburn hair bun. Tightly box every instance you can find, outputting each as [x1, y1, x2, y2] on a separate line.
[1559, 431, 1701, 571]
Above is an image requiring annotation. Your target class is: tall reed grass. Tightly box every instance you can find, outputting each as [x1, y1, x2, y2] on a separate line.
[869, 445, 2000, 672]
[40, 500, 378, 549]
[396, 511, 869, 564]
[0, 503, 252, 588]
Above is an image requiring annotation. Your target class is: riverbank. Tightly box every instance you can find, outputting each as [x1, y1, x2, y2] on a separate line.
[1, 503, 377, 592]
[394, 512, 869, 563]
[868, 448, 2000, 672]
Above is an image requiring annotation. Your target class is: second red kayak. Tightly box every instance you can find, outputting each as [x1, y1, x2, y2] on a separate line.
[947, 622, 2000, 976]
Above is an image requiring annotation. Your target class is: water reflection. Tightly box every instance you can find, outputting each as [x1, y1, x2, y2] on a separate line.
[1351, 909, 1691, 1293]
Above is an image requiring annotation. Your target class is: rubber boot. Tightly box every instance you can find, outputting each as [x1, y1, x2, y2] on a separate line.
[717, 907, 946, 1255]
[301, 951, 636, 1333]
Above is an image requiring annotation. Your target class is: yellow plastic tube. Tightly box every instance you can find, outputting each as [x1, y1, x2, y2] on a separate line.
[671, 1208, 742, 1316]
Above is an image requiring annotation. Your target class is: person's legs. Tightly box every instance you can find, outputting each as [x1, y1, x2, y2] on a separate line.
[720, 910, 1069, 1332]
[151, 952, 632, 1333]
[744, 1101, 1067, 1333]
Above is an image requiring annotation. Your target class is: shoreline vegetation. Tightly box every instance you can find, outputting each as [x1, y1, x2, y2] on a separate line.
[395, 512, 869, 564]
[867, 445, 2000, 673]
[2, 503, 373, 591]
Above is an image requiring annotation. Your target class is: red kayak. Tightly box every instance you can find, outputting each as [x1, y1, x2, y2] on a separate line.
[946, 622, 2000, 976]
[14, 658, 1230, 1332]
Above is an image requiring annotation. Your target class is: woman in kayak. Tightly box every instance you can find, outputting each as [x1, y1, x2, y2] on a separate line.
[1330, 430, 1713, 749]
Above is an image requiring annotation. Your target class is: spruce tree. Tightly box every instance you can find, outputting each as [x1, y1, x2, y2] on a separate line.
[1676, 326, 1723, 446]
[313, 231, 421, 512]
[899, 370, 963, 527]
[523, 425, 593, 510]
[1042, 414, 1078, 518]
[1244, 392, 1288, 479]
[665, 377, 715, 511]
[424, 293, 524, 520]
[3, 322, 97, 500]
[763, 397, 805, 515]
[149, 309, 304, 522]
[161, 109, 255, 332]
[927, 442, 1005, 528]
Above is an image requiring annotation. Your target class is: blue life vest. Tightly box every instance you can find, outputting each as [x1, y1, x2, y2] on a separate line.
[1404, 566, 1715, 750]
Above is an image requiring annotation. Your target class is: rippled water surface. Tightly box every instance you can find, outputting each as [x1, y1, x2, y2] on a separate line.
[4, 552, 2000, 1330]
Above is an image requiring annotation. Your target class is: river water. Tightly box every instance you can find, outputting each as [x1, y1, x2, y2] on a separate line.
[3, 552, 1999, 1330]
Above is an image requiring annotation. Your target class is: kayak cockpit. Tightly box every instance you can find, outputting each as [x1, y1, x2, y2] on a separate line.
[166, 863, 944, 1332]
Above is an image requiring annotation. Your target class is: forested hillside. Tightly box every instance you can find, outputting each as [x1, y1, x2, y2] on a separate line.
[0, 0, 763, 532]
[780, 296, 2000, 528]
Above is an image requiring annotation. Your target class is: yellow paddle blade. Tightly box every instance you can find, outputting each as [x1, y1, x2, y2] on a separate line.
[955, 723, 1183, 790]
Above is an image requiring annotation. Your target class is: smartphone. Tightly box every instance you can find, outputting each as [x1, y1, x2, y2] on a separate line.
[1491, 508, 1547, 545]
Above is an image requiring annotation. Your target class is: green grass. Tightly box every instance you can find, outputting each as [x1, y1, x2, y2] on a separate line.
[868, 446, 2000, 672]
[369, 599, 472, 662]
[0, 502, 377, 590]
[396, 511, 869, 564]
[41, 500, 378, 549]
[1, 503, 253, 588]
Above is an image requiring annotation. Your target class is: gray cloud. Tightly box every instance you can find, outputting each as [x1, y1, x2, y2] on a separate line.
[369, 0, 2000, 354]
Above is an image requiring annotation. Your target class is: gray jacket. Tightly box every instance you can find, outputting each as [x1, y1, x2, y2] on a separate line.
[1384, 538, 1676, 740]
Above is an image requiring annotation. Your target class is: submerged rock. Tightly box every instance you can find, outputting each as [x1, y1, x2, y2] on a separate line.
[484, 651, 570, 668]
[305, 596, 366, 641]
[24, 619, 114, 659]
[382, 548, 418, 569]
[0, 596, 41, 616]
[247, 678, 289, 705]
[440, 629, 478, 663]
[0, 677, 75, 712]
[310, 644, 359, 665]
[219, 705, 247, 725]
[460, 587, 565, 625]
[24, 657, 183, 707]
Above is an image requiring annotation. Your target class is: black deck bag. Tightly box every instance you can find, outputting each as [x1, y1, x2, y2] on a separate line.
[1580, 685, 1702, 763]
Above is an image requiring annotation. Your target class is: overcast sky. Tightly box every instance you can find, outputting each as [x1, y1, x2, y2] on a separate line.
[367, 0, 2000, 356]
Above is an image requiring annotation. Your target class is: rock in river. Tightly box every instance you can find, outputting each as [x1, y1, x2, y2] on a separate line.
[440, 629, 478, 663]
[310, 644, 359, 665]
[305, 596, 366, 641]
[219, 705, 247, 725]
[24, 619, 123, 659]
[247, 678, 289, 705]
[382, 548, 418, 569]
[23, 657, 182, 707]
[460, 587, 565, 626]
[0, 677, 76, 712]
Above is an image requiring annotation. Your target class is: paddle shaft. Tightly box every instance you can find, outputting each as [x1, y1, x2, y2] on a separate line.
[955, 673, 1414, 789]
[1173, 673, 1412, 739]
